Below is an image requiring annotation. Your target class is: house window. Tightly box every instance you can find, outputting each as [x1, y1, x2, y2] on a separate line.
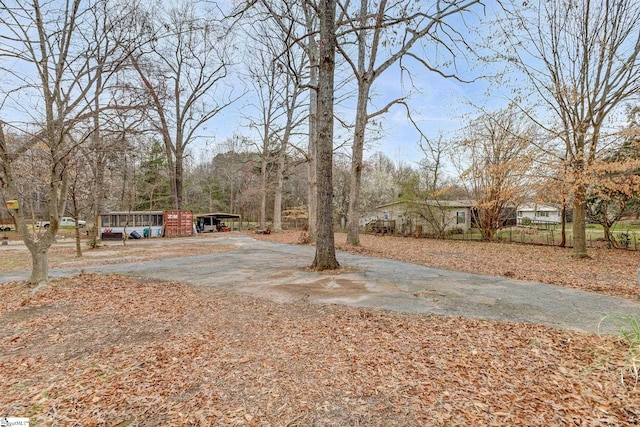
[517, 211, 522, 217]
[535, 211, 549, 217]
[456, 211, 466, 225]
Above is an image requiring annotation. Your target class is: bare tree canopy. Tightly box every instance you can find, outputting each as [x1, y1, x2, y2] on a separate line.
[128, 1, 240, 209]
[335, 0, 483, 246]
[494, 0, 640, 257]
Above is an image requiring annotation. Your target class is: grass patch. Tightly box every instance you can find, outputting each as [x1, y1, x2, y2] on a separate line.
[600, 314, 640, 384]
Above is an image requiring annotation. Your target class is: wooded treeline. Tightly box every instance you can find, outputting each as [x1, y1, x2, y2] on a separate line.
[1, 0, 639, 283]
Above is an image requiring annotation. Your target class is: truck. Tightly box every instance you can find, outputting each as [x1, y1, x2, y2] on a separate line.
[36, 217, 86, 228]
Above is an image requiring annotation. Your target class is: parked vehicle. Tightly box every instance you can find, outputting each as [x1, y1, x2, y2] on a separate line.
[36, 217, 86, 228]
[0, 218, 12, 232]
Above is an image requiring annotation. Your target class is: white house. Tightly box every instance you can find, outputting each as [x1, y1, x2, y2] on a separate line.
[373, 200, 474, 236]
[516, 204, 562, 225]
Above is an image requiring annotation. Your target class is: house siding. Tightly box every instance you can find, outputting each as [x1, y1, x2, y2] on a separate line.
[517, 205, 562, 225]
[373, 201, 473, 235]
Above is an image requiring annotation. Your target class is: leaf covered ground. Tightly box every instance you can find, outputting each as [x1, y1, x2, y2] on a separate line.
[255, 231, 640, 300]
[1, 232, 639, 425]
[1, 275, 639, 426]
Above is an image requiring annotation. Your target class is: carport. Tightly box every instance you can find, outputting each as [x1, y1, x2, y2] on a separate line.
[195, 213, 241, 232]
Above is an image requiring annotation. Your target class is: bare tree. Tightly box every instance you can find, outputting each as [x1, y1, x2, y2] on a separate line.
[0, 0, 127, 284]
[129, 1, 240, 209]
[240, 11, 309, 232]
[76, 0, 144, 248]
[496, 0, 640, 257]
[213, 136, 253, 214]
[252, 0, 320, 239]
[271, 69, 308, 233]
[338, 0, 482, 246]
[455, 109, 536, 240]
[243, 48, 280, 230]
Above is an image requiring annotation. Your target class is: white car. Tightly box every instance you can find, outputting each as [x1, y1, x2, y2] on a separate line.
[37, 217, 86, 228]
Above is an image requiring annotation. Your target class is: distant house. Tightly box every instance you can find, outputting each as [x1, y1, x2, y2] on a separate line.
[516, 204, 562, 225]
[372, 200, 474, 236]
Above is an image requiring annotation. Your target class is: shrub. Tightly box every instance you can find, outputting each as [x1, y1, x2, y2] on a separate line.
[617, 232, 631, 249]
[446, 227, 464, 235]
[297, 230, 311, 245]
[521, 217, 532, 226]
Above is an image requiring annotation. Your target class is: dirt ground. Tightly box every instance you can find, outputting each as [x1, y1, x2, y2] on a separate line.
[1, 274, 639, 426]
[1, 231, 639, 425]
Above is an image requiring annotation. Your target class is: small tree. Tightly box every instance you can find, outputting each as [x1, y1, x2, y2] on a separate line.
[455, 109, 536, 240]
[586, 116, 640, 247]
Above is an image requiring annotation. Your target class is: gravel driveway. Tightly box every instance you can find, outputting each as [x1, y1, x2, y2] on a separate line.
[2, 233, 639, 334]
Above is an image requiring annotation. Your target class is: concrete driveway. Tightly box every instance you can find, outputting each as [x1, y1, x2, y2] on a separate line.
[2, 233, 639, 334]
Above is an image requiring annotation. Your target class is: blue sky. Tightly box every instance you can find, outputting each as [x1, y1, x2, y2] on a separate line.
[197, 69, 488, 168]
[200, 54, 496, 169]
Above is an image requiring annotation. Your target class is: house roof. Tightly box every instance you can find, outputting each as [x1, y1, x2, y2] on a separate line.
[195, 213, 241, 219]
[518, 205, 559, 212]
[376, 200, 475, 210]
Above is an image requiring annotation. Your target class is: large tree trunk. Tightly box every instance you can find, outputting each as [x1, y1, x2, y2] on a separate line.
[175, 151, 184, 210]
[346, 82, 370, 246]
[29, 247, 49, 284]
[572, 185, 588, 258]
[25, 231, 56, 285]
[272, 149, 285, 233]
[311, 0, 339, 271]
[560, 200, 567, 248]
